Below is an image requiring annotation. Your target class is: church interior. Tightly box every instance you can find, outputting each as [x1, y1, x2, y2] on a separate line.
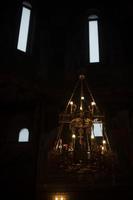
[0, 1, 133, 199]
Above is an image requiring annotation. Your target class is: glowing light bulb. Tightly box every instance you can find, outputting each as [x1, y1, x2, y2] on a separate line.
[103, 140, 106, 144]
[72, 134, 76, 139]
[91, 101, 96, 106]
[70, 101, 73, 105]
[80, 106, 83, 111]
[91, 134, 94, 139]
[102, 146, 104, 150]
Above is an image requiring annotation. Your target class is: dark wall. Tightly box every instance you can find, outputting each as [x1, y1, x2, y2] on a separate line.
[0, 1, 133, 199]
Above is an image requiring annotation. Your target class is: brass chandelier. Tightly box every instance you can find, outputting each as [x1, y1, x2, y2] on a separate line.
[54, 74, 111, 163]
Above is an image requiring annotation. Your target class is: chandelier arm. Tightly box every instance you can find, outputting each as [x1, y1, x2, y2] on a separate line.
[103, 124, 111, 151]
[80, 78, 84, 111]
[84, 79, 95, 102]
[55, 124, 64, 151]
[65, 79, 80, 112]
[84, 79, 101, 114]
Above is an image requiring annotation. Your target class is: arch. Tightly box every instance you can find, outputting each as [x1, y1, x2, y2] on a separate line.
[18, 128, 29, 142]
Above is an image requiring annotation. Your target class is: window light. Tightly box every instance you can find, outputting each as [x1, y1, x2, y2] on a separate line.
[17, 4, 31, 52]
[92, 122, 103, 137]
[18, 128, 29, 142]
[88, 15, 100, 63]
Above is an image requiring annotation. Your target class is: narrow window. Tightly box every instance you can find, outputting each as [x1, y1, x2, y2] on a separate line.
[88, 15, 100, 63]
[18, 128, 29, 142]
[17, 2, 31, 52]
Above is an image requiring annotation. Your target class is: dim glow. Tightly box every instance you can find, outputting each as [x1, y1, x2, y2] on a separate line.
[55, 197, 64, 200]
[53, 194, 67, 200]
[92, 122, 103, 137]
[81, 96, 84, 100]
[88, 20, 99, 63]
[17, 6, 31, 52]
[18, 128, 29, 142]
[88, 15, 98, 20]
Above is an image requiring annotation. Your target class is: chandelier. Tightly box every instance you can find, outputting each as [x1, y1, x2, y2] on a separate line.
[53, 74, 111, 164]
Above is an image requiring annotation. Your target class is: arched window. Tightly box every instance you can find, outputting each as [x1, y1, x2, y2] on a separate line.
[88, 14, 100, 63]
[18, 128, 29, 142]
[17, 1, 32, 52]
